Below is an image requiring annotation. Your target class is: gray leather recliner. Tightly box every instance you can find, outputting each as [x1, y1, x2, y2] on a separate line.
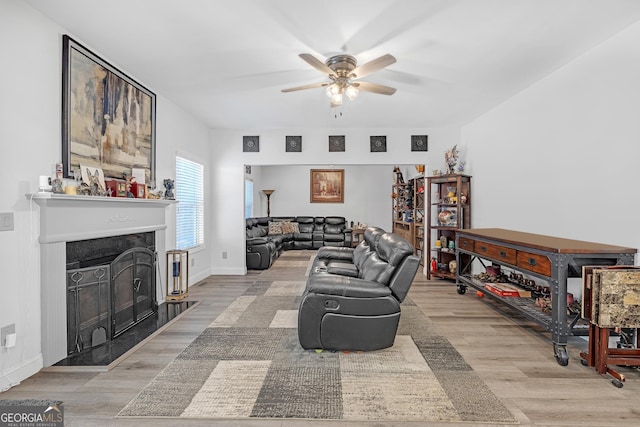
[298, 228, 420, 351]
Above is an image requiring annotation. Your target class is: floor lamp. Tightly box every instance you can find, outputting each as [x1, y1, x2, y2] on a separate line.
[261, 189, 275, 216]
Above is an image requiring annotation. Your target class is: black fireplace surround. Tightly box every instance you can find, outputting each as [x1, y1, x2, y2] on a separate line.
[65, 233, 157, 356]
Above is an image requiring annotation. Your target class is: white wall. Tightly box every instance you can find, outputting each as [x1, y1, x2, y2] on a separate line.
[209, 128, 461, 274]
[0, 1, 211, 389]
[462, 19, 640, 253]
[254, 164, 390, 229]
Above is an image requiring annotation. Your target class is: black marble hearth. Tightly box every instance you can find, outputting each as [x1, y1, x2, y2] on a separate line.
[54, 301, 197, 367]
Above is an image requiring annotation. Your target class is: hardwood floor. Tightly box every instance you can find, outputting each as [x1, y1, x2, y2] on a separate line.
[1, 250, 639, 426]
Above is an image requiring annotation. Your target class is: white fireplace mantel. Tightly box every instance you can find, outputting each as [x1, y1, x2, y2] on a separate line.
[28, 192, 176, 366]
[29, 193, 176, 243]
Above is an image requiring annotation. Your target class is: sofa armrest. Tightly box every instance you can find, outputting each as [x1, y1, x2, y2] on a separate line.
[306, 274, 392, 298]
[316, 246, 355, 261]
[344, 229, 353, 245]
[247, 237, 269, 246]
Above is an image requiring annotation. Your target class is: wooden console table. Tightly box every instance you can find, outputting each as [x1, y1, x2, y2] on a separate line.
[456, 228, 636, 366]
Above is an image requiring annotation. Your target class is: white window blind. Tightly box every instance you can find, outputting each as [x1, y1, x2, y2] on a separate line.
[245, 179, 253, 218]
[175, 156, 204, 250]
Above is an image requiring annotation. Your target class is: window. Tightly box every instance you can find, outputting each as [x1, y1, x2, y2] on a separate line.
[245, 179, 253, 218]
[175, 156, 204, 250]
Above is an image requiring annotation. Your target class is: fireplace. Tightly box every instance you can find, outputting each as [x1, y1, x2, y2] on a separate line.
[31, 193, 174, 366]
[66, 233, 157, 356]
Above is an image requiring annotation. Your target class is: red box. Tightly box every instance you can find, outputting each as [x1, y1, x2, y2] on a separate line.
[105, 179, 127, 197]
[131, 182, 147, 199]
[484, 283, 521, 297]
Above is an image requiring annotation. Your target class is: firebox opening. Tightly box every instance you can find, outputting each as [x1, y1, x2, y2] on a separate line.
[65, 232, 158, 356]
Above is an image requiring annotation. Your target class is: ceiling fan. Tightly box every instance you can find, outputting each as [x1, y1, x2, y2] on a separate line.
[282, 53, 397, 107]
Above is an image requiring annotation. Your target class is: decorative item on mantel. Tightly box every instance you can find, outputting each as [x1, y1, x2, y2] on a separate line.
[163, 179, 175, 200]
[444, 145, 459, 175]
[146, 180, 162, 199]
[123, 174, 135, 198]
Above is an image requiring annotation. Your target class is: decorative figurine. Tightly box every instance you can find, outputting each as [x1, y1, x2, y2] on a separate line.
[51, 178, 64, 194]
[449, 260, 457, 273]
[123, 174, 135, 198]
[163, 179, 175, 200]
[444, 145, 459, 175]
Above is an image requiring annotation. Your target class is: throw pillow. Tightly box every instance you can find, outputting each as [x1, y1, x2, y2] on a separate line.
[280, 221, 299, 234]
[268, 221, 283, 235]
[279, 221, 292, 234]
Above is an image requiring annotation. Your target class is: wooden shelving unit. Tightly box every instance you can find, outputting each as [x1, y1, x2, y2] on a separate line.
[392, 167, 426, 266]
[426, 174, 471, 280]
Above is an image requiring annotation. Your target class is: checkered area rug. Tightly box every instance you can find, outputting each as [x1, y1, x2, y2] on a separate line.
[118, 278, 516, 423]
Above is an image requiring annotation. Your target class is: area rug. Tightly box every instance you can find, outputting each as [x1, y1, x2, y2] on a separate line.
[118, 279, 516, 423]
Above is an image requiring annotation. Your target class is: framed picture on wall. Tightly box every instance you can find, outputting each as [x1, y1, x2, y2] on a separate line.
[62, 35, 156, 182]
[328, 135, 345, 152]
[286, 135, 302, 152]
[370, 135, 387, 152]
[411, 135, 428, 151]
[243, 135, 260, 152]
[310, 169, 344, 203]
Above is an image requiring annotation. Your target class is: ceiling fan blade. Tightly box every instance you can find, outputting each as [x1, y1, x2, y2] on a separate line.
[299, 53, 336, 77]
[354, 81, 397, 96]
[350, 54, 396, 79]
[281, 81, 329, 93]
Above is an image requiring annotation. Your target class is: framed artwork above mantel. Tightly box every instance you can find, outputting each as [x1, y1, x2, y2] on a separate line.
[61, 35, 156, 184]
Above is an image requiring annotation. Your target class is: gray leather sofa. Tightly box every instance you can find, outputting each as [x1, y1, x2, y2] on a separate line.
[298, 227, 420, 351]
[246, 216, 351, 270]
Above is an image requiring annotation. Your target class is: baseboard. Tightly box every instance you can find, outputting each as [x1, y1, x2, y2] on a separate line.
[0, 352, 43, 392]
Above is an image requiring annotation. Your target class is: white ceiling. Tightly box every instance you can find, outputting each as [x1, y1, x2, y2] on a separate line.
[25, 0, 640, 129]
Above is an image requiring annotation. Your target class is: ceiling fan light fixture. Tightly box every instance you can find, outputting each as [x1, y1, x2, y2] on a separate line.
[326, 83, 341, 97]
[330, 92, 343, 106]
[283, 52, 396, 108]
[345, 84, 359, 101]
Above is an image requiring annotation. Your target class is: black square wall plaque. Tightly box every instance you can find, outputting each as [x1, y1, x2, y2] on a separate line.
[286, 135, 302, 152]
[328, 135, 345, 152]
[243, 136, 259, 152]
[411, 135, 428, 151]
[370, 136, 387, 152]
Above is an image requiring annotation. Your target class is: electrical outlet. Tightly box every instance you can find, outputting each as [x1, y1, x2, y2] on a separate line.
[1, 324, 15, 346]
[222, 251, 228, 259]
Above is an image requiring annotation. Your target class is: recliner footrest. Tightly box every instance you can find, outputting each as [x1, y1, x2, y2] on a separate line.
[320, 312, 400, 351]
